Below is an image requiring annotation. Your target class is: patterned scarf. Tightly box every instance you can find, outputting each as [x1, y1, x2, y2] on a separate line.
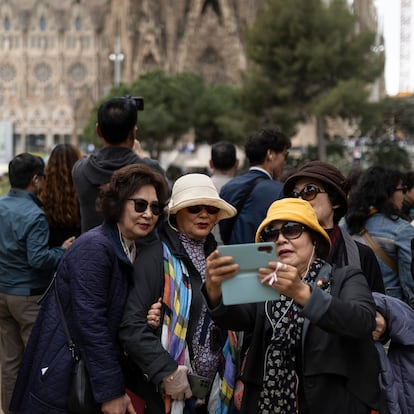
[258, 259, 325, 414]
[161, 242, 192, 413]
[163, 234, 236, 413]
[215, 331, 238, 414]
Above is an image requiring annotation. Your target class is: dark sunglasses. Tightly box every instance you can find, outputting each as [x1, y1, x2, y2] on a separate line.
[186, 205, 220, 215]
[127, 198, 162, 215]
[260, 222, 305, 242]
[395, 185, 408, 194]
[290, 184, 327, 201]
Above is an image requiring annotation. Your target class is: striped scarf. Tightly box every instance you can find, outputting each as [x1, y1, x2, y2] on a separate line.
[162, 242, 192, 413]
[215, 331, 237, 414]
[161, 241, 236, 413]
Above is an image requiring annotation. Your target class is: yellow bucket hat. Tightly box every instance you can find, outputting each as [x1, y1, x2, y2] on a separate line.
[255, 198, 331, 250]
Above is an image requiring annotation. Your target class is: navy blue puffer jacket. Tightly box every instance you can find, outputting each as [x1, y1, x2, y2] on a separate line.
[9, 222, 141, 413]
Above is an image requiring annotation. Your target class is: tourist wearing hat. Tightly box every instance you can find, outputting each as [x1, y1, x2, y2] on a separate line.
[203, 198, 382, 414]
[119, 174, 237, 414]
[283, 160, 385, 294]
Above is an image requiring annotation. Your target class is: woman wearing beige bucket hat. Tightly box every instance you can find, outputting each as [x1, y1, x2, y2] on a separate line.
[119, 173, 237, 414]
[203, 198, 382, 414]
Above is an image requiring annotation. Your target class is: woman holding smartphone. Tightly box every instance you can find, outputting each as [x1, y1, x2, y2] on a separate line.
[203, 198, 382, 414]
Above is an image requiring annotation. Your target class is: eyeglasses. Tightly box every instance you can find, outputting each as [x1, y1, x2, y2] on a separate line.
[186, 205, 220, 215]
[290, 184, 327, 201]
[127, 198, 162, 215]
[260, 222, 305, 242]
[395, 185, 408, 194]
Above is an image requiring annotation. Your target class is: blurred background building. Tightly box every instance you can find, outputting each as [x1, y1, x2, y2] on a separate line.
[0, 0, 384, 157]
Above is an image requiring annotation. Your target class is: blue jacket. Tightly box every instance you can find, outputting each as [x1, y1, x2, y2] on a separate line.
[9, 222, 141, 413]
[373, 292, 414, 414]
[344, 213, 414, 307]
[0, 189, 64, 295]
[219, 169, 284, 244]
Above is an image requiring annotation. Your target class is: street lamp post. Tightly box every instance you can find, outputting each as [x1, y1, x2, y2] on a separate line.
[109, 36, 124, 87]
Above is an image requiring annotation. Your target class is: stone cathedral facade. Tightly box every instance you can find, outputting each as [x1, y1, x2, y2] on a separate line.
[0, 0, 263, 153]
[0, 0, 379, 156]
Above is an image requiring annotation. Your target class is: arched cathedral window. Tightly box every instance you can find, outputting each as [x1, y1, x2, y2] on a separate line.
[39, 16, 46, 31]
[4, 16, 11, 31]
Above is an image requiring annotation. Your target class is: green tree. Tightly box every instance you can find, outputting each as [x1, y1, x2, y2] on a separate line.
[242, 0, 384, 159]
[82, 71, 206, 159]
[82, 71, 248, 158]
[364, 95, 414, 140]
[369, 141, 411, 170]
[193, 84, 246, 144]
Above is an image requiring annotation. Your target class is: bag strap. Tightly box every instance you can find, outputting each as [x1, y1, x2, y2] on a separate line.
[340, 227, 361, 269]
[54, 277, 77, 360]
[359, 228, 397, 272]
[234, 176, 267, 213]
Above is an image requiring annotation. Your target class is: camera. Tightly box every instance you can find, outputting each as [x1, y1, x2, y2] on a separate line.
[124, 95, 144, 111]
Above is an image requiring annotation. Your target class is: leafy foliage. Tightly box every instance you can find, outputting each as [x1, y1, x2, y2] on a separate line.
[364, 95, 414, 140]
[242, 0, 384, 136]
[369, 141, 411, 170]
[82, 71, 246, 158]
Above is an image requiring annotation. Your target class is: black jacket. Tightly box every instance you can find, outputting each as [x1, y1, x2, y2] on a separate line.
[204, 264, 382, 414]
[119, 223, 218, 412]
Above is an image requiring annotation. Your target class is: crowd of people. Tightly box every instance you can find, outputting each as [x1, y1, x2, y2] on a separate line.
[1, 95, 414, 414]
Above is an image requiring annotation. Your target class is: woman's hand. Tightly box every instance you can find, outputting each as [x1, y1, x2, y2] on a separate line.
[372, 311, 387, 341]
[162, 365, 192, 400]
[101, 393, 136, 414]
[258, 261, 311, 306]
[147, 297, 162, 328]
[205, 250, 239, 307]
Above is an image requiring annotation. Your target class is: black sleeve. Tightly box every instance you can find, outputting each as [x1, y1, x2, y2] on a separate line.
[356, 242, 386, 294]
[119, 243, 177, 385]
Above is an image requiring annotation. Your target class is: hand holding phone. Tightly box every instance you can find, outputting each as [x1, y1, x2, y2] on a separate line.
[217, 242, 280, 304]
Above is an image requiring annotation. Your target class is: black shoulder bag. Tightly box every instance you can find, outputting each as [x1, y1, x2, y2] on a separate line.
[54, 279, 101, 414]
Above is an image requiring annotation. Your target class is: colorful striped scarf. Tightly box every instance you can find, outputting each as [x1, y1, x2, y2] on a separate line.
[161, 241, 236, 413]
[162, 242, 192, 412]
[215, 331, 237, 414]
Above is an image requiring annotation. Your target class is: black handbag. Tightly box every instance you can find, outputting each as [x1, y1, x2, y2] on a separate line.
[54, 279, 101, 414]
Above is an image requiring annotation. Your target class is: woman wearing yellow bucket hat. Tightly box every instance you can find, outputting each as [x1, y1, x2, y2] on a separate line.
[203, 198, 382, 414]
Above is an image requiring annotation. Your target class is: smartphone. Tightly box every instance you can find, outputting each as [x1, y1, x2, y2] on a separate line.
[188, 373, 212, 398]
[218, 242, 280, 305]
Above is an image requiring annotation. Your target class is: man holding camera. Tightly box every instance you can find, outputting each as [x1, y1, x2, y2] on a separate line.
[73, 96, 166, 232]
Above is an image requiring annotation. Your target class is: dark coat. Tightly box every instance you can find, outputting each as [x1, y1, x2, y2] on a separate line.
[9, 222, 151, 413]
[119, 223, 218, 413]
[373, 292, 414, 414]
[204, 264, 382, 414]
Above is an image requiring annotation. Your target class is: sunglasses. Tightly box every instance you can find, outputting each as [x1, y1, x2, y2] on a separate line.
[127, 198, 162, 215]
[186, 205, 220, 215]
[260, 222, 305, 242]
[290, 184, 327, 201]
